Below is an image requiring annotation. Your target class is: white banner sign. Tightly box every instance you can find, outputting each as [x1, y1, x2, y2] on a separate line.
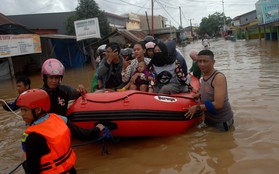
[74, 18, 101, 41]
[0, 34, 42, 58]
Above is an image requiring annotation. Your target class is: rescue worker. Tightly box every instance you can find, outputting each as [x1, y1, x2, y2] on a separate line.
[17, 89, 104, 174]
[41, 58, 86, 115]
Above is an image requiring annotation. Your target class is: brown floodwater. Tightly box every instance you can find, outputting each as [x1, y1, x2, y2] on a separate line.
[1, 39, 279, 174]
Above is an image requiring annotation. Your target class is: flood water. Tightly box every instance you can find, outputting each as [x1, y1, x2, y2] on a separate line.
[1, 39, 279, 174]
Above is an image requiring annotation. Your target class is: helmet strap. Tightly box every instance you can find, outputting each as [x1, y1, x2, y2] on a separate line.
[31, 108, 46, 124]
[43, 74, 48, 84]
[31, 109, 38, 124]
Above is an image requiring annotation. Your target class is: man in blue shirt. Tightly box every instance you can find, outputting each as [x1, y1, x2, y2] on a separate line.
[1, 76, 31, 111]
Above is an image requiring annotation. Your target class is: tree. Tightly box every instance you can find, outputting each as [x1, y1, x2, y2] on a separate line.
[66, 0, 110, 37]
[197, 12, 231, 37]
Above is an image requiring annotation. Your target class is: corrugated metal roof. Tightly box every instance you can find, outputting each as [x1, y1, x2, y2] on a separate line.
[8, 12, 75, 34]
[0, 13, 33, 34]
[0, 13, 20, 25]
[40, 34, 76, 39]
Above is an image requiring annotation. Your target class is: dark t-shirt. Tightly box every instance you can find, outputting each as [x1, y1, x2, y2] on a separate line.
[190, 62, 202, 79]
[105, 64, 122, 89]
[41, 84, 80, 115]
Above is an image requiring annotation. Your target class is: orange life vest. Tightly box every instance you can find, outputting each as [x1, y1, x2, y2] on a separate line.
[22, 113, 76, 173]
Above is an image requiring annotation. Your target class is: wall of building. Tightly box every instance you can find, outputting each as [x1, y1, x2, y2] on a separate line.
[239, 11, 257, 26]
[126, 21, 140, 30]
[139, 15, 167, 30]
[106, 14, 128, 29]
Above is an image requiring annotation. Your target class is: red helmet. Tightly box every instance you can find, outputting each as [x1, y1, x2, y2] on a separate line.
[17, 89, 50, 112]
[41, 58, 65, 79]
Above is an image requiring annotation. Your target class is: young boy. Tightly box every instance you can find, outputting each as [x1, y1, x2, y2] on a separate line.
[1, 75, 31, 111]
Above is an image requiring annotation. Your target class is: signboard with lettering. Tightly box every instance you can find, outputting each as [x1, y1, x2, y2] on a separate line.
[0, 34, 42, 58]
[256, 0, 279, 25]
[74, 18, 101, 41]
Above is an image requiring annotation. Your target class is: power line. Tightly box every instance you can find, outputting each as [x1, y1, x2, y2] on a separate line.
[156, 0, 178, 9]
[134, 0, 151, 14]
[118, 0, 155, 10]
[154, 0, 180, 26]
[30, 0, 54, 13]
[99, 0, 162, 10]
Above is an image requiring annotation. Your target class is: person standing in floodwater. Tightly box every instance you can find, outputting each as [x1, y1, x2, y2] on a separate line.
[185, 49, 234, 131]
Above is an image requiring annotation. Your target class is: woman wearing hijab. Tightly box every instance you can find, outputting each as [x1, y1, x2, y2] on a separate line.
[148, 42, 188, 94]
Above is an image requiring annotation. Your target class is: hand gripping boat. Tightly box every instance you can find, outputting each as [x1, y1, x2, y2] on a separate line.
[66, 75, 203, 137]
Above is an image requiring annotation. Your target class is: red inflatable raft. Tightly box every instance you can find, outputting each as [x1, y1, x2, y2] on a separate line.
[66, 75, 203, 137]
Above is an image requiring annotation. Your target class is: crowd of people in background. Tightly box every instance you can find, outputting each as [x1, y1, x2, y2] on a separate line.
[92, 36, 191, 95]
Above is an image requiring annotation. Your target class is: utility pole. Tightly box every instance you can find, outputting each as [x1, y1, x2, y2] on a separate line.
[222, 0, 226, 36]
[189, 19, 194, 38]
[151, 0, 154, 36]
[145, 11, 151, 35]
[179, 6, 182, 28]
[169, 21, 172, 39]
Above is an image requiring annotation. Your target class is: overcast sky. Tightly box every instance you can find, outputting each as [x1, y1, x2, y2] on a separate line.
[0, 0, 258, 28]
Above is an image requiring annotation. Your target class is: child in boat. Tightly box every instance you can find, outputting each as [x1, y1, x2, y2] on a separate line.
[118, 61, 151, 92]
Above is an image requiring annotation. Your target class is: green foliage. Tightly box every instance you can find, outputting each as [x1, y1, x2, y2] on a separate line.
[66, 0, 110, 37]
[197, 12, 231, 37]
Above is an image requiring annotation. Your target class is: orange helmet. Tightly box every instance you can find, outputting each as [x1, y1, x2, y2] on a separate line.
[17, 89, 50, 112]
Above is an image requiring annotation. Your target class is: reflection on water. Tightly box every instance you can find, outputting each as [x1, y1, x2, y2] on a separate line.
[1, 39, 279, 174]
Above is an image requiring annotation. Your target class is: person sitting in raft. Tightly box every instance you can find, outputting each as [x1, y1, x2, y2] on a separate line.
[143, 35, 156, 44]
[118, 61, 151, 92]
[90, 44, 107, 92]
[17, 89, 105, 174]
[121, 47, 134, 62]
[189, 49, 202, 80]
[148, 42, 188, 94]
[96, 42, 124, 92]
[121, 42, 151, 86]
[41, 58, 86, 116]
[1, 75, 31, 111]
[165, 39, 188, 75]
[185, 50, 234, 131]
[95, 44, 106, 69]
[145, 41, 156, 58]
[120, 48, 132, 78]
